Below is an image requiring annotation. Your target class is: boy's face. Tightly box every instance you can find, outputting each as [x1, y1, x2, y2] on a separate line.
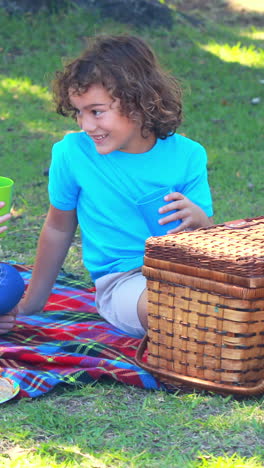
[69, 84, 155, 154]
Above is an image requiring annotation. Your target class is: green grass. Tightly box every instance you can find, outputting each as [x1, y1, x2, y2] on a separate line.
[1, 384, 264, 467]
[0, 2, 264, 467]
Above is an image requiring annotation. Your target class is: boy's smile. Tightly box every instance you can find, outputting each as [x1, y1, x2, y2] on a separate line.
[69, 84, 156, 154]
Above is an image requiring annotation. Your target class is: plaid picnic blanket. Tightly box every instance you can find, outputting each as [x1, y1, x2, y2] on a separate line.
[0, 265, 162, 399]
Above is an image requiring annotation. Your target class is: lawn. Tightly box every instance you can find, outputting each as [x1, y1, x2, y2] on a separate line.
[0, 1, 264, 467]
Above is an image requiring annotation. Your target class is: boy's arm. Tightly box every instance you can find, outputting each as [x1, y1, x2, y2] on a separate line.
[19, 204, 78, 314]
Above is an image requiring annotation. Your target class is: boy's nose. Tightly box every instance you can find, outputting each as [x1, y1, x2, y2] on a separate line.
[79, 115, 97, 133]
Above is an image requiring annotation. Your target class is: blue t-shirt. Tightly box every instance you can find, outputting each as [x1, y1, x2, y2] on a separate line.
[49, 132, 213, 281]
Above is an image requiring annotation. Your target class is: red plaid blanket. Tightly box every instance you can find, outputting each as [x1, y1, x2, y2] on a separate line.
[0, 265, 162, 399]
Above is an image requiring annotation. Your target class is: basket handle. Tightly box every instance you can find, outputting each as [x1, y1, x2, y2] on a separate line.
[224, 218, 257, 229]
[135, 335, 264, 396]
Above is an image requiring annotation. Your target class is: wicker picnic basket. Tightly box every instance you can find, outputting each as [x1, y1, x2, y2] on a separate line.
[135, 216, 264, 395]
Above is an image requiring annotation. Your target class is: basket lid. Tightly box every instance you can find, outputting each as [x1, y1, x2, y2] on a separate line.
[144, 216, 264, 288]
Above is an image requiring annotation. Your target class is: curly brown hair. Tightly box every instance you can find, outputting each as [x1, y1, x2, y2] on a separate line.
[52, 35, 183, 139]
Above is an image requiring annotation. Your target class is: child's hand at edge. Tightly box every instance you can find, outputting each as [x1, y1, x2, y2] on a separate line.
[0, 307, 17, 335]
[158, 192, 213, 233]
[0, 202, 11, 234]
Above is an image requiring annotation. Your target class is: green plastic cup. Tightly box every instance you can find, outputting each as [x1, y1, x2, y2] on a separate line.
[0, 176, 14, 235]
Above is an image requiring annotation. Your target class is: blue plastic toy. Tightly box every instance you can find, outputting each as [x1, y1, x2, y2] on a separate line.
[0, 263, 25, 315]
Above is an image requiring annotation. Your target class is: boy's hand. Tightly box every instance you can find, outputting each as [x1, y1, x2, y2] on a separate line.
[0, 299, 39, 335]
[158, 192, 212, 233]
[0, 307, 17, 335]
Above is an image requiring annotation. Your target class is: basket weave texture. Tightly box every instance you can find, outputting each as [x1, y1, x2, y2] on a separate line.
[139, 217, 264, 395]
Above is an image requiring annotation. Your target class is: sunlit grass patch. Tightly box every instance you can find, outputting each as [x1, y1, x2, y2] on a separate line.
[241, 29, 264, 40]
[199, 41, 264, 67]
[227, 0, 264, 13]
[195, 453, 264, 468]
[0, 76, 50, 99]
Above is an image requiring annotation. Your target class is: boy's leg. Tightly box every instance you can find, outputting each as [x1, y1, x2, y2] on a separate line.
[137, 288, 148, 330]
[96, 268, 146, 337]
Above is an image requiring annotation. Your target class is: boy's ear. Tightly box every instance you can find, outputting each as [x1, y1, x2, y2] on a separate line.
[130, 110, 143, 123]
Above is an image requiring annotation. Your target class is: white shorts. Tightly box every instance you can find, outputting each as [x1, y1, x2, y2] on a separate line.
[95, 268, 146, 338]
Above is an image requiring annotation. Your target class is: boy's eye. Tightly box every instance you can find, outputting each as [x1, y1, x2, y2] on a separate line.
[92, 110, 103, 116]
